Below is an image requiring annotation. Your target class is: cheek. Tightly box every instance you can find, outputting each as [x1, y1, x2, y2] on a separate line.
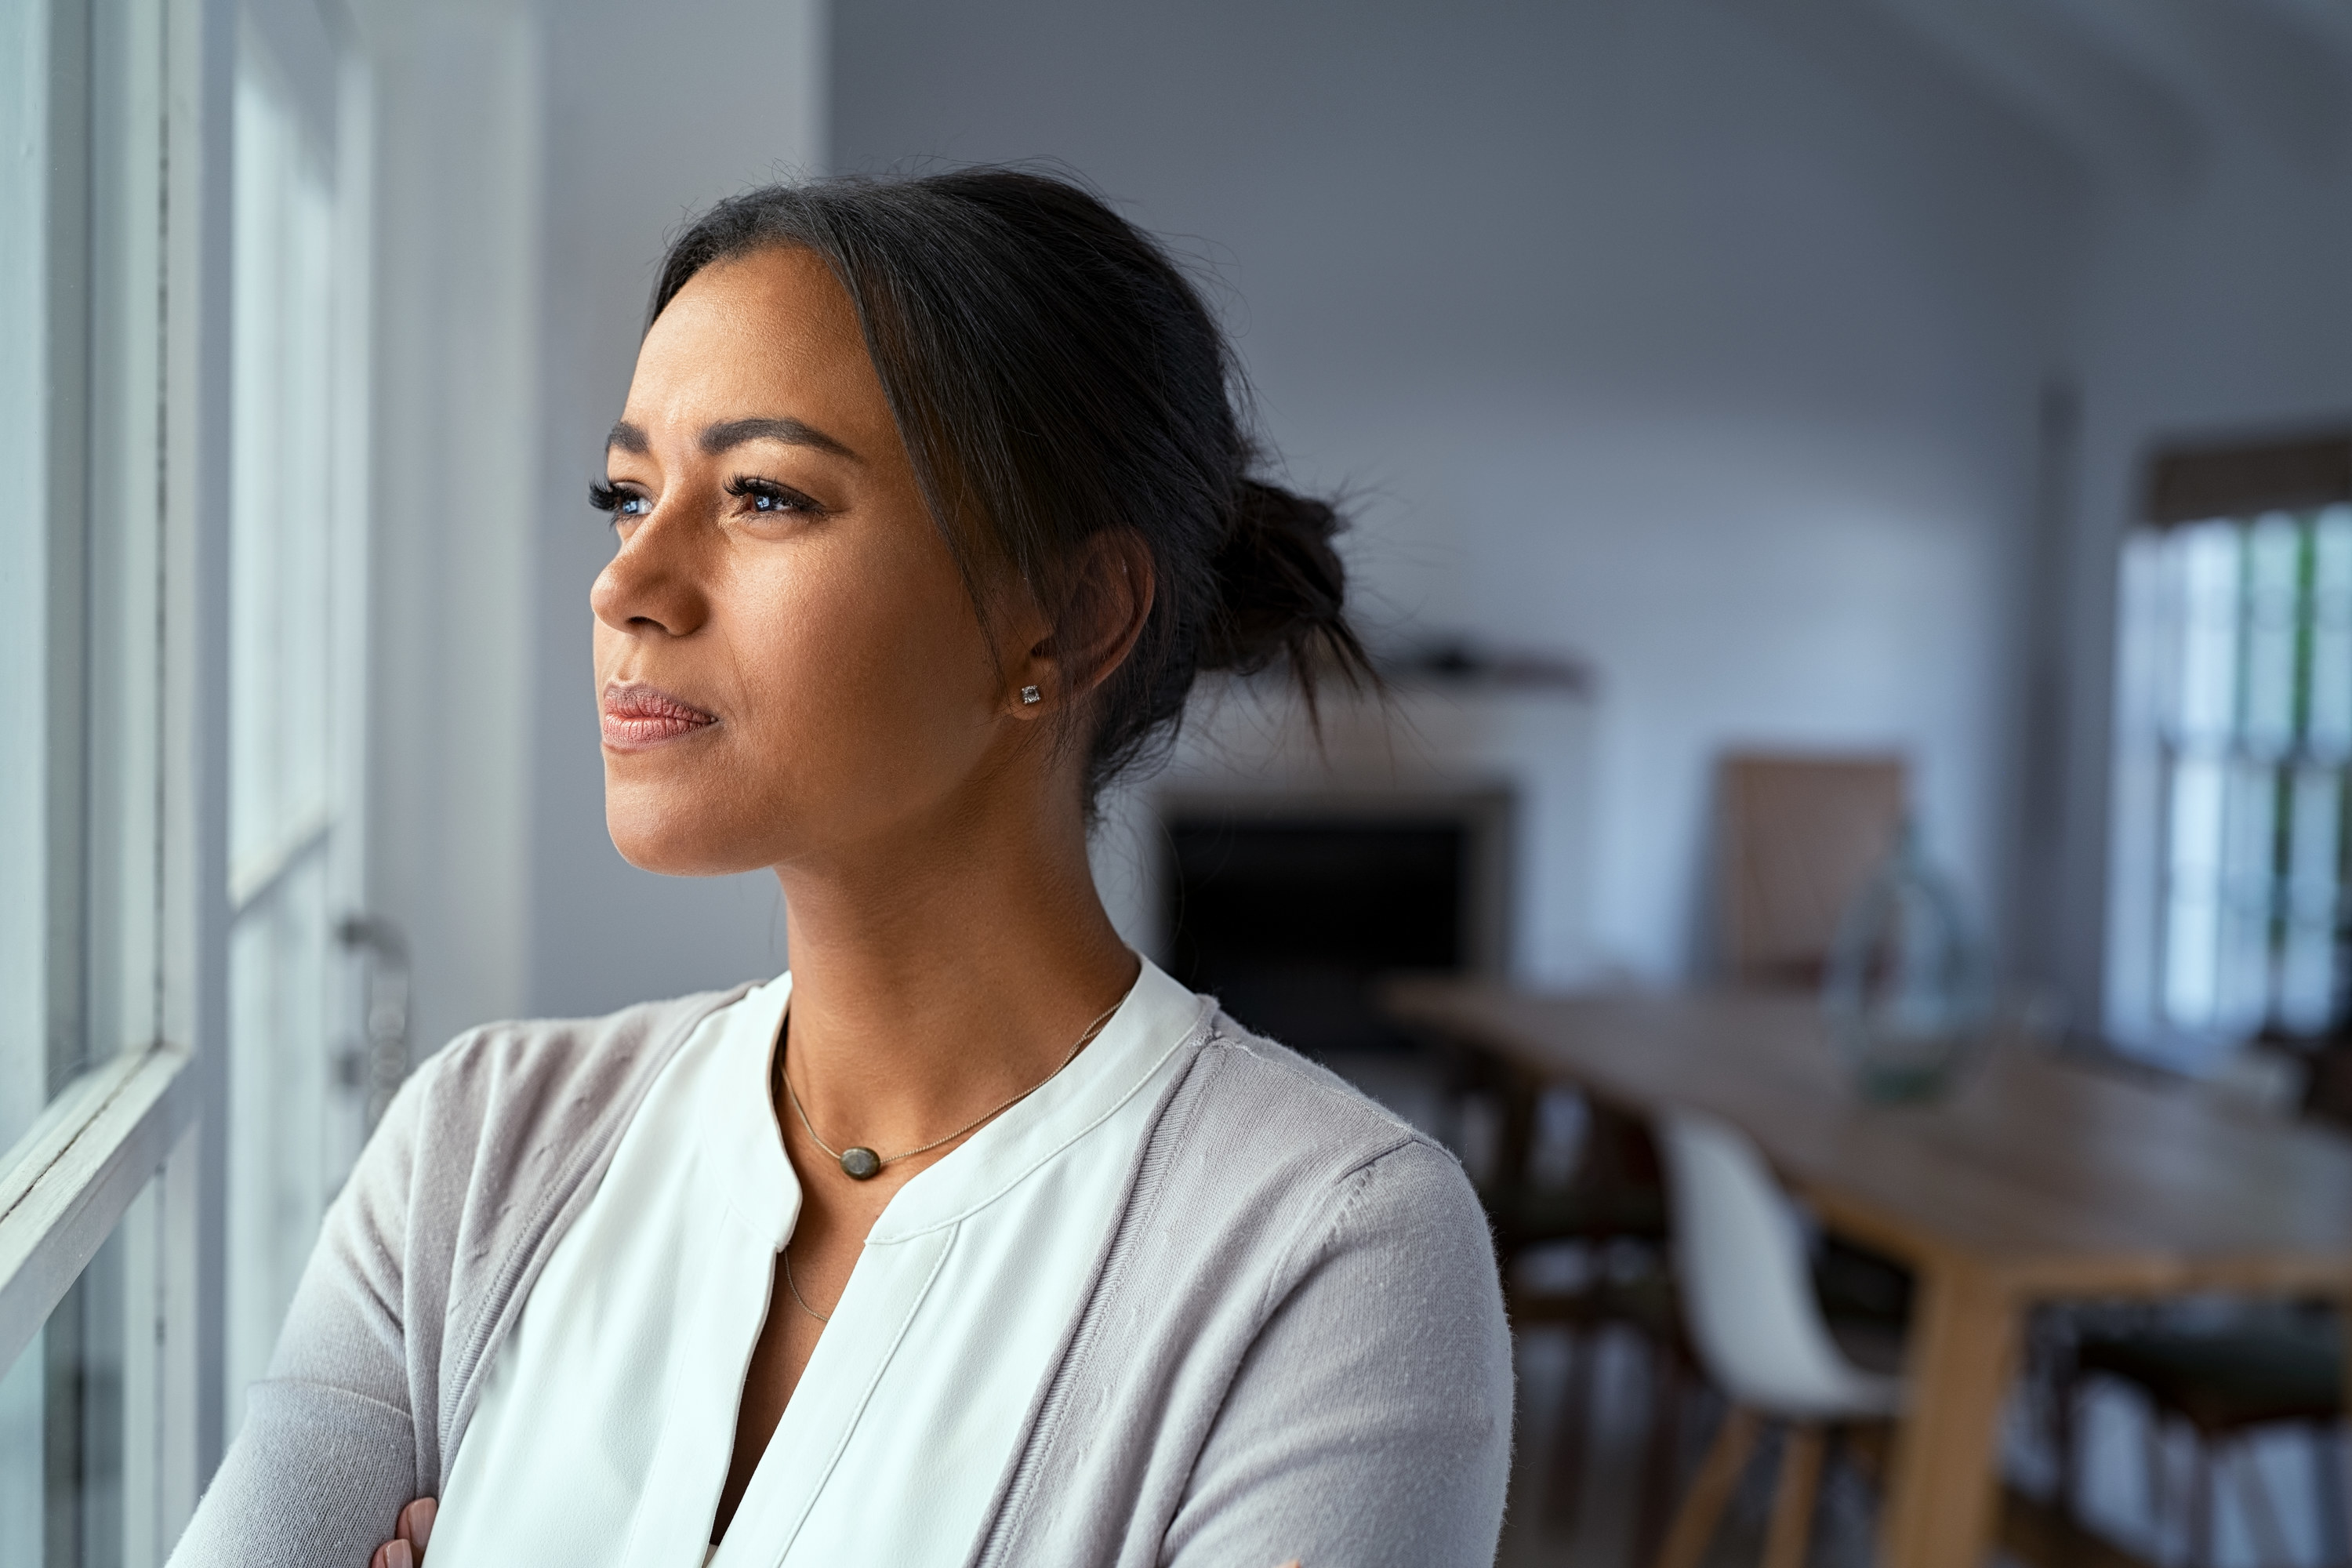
[728, 536, 998, 805]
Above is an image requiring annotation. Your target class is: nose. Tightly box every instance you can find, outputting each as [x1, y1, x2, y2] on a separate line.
[591, 506, 711, 641]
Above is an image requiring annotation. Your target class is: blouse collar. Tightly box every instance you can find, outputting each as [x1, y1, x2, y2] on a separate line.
[710, 959, 1212, 1250]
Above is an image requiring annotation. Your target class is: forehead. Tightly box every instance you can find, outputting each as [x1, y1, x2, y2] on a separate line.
[626, 246, 887, 431]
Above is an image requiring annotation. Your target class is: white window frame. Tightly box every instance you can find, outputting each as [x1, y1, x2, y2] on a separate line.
[0, 0, 215, 1392]
[0, 0, 371, 1535]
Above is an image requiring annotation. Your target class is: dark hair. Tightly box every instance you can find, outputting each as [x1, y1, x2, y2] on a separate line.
[647, 167, 1374, 808]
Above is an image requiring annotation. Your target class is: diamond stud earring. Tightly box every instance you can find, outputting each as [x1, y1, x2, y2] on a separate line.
[1021, 685, 1042, 705]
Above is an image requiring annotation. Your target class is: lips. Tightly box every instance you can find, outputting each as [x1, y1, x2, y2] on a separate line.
[601, 682, 718, 750]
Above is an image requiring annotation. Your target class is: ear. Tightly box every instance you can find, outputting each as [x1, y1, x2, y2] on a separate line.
[1006, 529, 1156, 717]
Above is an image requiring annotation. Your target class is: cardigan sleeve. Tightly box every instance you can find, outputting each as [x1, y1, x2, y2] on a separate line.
[1159, 1139, 1515, 1568]
[165, 1382, 417, 1568]
[164, 992, 735, 1568]
[166, 1055, 442, 1568]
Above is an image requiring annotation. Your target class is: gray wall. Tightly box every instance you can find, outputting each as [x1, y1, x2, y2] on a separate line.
[382, 0, 2352, 1035]
[364, 0, 543, 1058]
[833, 0, 2080, 985]
[361, 0, 826, 1040]
[524, 0, 825, 1019]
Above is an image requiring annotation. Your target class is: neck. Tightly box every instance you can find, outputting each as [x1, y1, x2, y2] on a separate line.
[772, 780, 1141, 1156]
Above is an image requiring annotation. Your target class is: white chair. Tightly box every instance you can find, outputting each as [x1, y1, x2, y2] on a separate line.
[1651, 1109, 1904, 1568]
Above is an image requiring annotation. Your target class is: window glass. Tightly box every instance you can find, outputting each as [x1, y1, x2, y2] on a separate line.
[223, 24, 373, 1424]
[0, 1171, 176, 1568]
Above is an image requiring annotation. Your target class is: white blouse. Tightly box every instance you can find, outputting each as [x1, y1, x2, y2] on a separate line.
[425, 959, 1210, 1568]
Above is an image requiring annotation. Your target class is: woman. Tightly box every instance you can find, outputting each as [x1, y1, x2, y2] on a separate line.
[172, 169, 1512, 1568]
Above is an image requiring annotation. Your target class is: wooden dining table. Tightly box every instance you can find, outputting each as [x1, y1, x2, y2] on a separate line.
[1382, 978, 2352, 1568]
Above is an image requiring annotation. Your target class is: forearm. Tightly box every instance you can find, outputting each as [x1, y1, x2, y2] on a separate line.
[167, 1381, 418, 1568]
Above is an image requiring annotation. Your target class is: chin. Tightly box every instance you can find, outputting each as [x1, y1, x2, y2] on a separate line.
[604, 783, 767, 878]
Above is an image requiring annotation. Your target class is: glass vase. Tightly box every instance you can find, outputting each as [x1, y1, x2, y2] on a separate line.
[1822, 823, 1993, 1103]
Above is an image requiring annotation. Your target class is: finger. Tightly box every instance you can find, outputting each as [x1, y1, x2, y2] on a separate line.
[369, 1545, 392, 1568]
[383, 1542, 414, 1568]
[400, 1497, 438, 1552]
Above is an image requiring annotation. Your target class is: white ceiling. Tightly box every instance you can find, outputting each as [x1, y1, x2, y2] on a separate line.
[1789, 0, 2352, 194]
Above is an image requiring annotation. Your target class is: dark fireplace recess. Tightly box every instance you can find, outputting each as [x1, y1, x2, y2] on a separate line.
[1159, 789, 1513, 1062]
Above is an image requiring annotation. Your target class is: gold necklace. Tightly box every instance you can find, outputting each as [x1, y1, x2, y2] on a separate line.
[782, 1247, 830, 1323]
[776, 983, 1131, 1181]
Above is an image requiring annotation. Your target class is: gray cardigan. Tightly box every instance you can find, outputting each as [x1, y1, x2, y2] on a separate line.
[169, 987, 1514, 1567]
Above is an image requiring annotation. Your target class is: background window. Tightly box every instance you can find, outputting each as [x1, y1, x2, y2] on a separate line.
[2150, 507, 2352, 1037]
[2111, 434, 2352, 1062]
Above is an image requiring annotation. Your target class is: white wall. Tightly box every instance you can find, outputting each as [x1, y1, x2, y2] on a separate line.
[524, 0, 827, 1018]
[833, 0, 2082, 983]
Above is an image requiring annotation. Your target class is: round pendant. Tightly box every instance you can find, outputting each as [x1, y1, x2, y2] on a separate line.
[840, 1146, 883, 1180]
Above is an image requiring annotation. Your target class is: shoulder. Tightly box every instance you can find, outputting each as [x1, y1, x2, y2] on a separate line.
[1169, 1008, 1461, 1187]
[1140, 1007, 1495, 1290]
[408, 985, 753, 1120]
[977, 1009, 1508, 1565]
[379, 984, 756, 1259]
[327, 983, 754, 1265]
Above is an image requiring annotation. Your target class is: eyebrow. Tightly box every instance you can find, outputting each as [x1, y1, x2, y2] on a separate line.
[603, 417, 859, 462]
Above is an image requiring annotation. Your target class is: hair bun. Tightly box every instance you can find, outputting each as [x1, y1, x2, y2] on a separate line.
[1200, 479, 1371, 696]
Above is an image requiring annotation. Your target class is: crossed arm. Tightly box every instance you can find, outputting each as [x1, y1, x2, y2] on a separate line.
[366, 1506, 1306, 1568]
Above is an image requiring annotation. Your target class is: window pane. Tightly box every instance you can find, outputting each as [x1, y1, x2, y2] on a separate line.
[2241, 514, 2301, 753]
[2277, 765, 2342, 1034]
[2161, 751, 2227, 1029]
[2169, 521, 2243, 744]
[0, 1170, 173, 1568]
[2308, 506, 2352, 754]
[2212, 757, 2279, 1036]
[229, 56, 339, 887]
[223, 27, 372, 1429]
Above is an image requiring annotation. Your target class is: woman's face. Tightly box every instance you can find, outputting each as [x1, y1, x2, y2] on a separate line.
[591, 246, 1031, 877]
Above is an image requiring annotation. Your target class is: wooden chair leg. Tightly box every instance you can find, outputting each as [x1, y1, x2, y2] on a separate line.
[2188, 1433, 2215, 1568]
[1761, 1422, 1824, 1568]
[2230, 1439, 2293, 1568]
[1653, 1405, 1761, 1568]
[2310, 1421, 2350, 1568]
[1633, 1341, 1686, 1568]
[1547, 1324, 1596, 1526]
[2053, 1370, 2082, 1525]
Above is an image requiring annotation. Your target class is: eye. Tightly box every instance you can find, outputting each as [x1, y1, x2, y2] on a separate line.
[589, 480, 652, 527]
[725, 475, 826, 517]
